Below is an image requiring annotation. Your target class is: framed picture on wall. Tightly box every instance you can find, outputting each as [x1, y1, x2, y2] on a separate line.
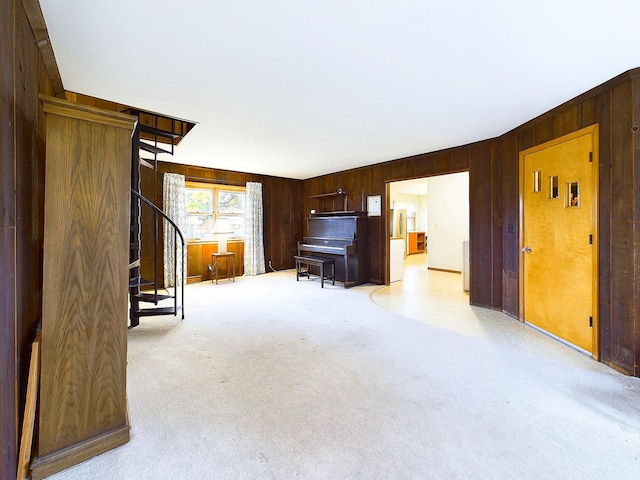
[367, 195, 381, 216]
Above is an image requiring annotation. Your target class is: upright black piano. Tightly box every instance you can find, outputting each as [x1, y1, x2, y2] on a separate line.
[297, 213, 369, 288]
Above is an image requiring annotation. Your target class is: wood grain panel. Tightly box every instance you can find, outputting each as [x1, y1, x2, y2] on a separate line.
[611, 81, 633, 223]
[0, 227, 17, 480]
[187, 244, 203, 281]
[633, 75, 640, 222]
[608, 221, 635, 373]
[580, 97, 596, 128]
[635, 222, 640, 376]
[21, 0, 64, 95]
[500, 135, 519, 311]
[201, 243, 216, 280]
[39, 114, 131, 452]
[595, 90, 612, 362]
[33, 98, 134, 477]
[0, 8, 16, 477]
[0, 0, 14, 228]
[187, 241, 246, 282]
[15, 11, 47, 464]
[533, 117, 554, 146]
[2, 2, 57, 477]
[469, 142, 493, 308]
[451, 147, 471, 172]
[554, 106, 580, 137]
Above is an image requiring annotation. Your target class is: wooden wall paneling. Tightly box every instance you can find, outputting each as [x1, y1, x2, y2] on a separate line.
[370, 168, 386, 284]
[633, 76, 640, 375]
[610, 81, 633, 222]
[489, 141, 504, 311]
[405, 155, 425, 179]
[421, 154, 437, 177]
[139, 164, 157, 283]
[369, 213, 384, 284]
[533, 115, 554, 146]
[0, 0, 14, 227]
[516, 124, 535, 153]
[187, 244, 203, 282]
[2, 1, 56, 476]
[265, 177, 278, 268]
[469, 142, 494, 308]
[94, 98, 118, 112]
[553, 106, 580, 138]
[0, 229, 17, 480]
[451, 147, 471, 172]
[264, 178, 277, 269]
[606, 80, 635, 373]
[15, 8, 44, 460]
[434, 151, 451, 175]
[632, 77, 640, 225]
[595, 90, 613, 364]
[21, 0, 63, 96]
[635, 224, 640, 376]
[289, 179, 304, 270]
[500, 134, 519, 315]
[580, 97, 596, 129]
[201, 243, 215, 280]
[277, 178, 290, 267]
[0, 2, 16, 478]
[383, 158, 404, 182]
[229, 241, 244, 276]
[400, 155, 417, 179]
[365, 168, 384, 284]
[260, 178, 271, 267]
[609, 222, 635, 373]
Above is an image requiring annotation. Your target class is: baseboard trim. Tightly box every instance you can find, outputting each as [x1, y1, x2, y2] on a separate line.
[427, 267, 461, 274]
[30, 425, 130, 480]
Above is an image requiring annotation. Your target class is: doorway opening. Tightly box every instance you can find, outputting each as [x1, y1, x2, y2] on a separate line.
[387, 172, 470, 294]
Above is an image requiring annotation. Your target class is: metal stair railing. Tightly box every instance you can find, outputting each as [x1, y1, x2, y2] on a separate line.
[131, 189, 186, 323]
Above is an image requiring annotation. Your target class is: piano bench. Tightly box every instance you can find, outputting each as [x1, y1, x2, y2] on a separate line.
[294, 255, 335, 288]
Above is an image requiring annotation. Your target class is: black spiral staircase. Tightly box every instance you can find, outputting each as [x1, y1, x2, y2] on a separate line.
[127, 116, 192, 328]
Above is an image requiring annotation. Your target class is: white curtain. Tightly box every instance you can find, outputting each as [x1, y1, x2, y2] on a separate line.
[163, 173, 187, 287]
[244, 182, 266, 275]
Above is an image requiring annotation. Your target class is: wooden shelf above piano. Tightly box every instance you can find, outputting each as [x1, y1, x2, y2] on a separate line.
[309, 189, 348, 214]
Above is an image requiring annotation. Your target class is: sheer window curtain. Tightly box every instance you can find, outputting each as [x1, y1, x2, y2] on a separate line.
[163, 173, 187, 287]
[244, 182, 266, 275]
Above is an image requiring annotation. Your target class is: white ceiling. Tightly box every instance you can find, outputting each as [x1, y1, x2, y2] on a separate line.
[40, 1, 640, 180]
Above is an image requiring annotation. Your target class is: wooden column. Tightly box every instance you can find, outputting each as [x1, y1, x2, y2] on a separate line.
[31, 96, 136, 479]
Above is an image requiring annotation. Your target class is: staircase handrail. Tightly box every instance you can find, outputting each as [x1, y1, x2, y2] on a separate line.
[131, 189, 186, 316]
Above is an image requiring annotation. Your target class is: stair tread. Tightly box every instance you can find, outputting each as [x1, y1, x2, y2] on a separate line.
[139, 157, 155, 169]
[138, 123, 182, 139]
[134, 306, 183, 317]
[133, 293, 174, 303]
[129, 276, 154, 287]
[139, 141, 172, 155]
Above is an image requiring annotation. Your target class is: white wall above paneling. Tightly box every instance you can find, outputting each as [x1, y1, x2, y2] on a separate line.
[426, 172, 469, 272]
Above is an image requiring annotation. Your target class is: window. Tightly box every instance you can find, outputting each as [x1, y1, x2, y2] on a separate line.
[185, 182, 245, 241]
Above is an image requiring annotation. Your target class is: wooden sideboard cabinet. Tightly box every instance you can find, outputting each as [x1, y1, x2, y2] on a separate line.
[187, 240, 244, 282]
[408, 231, 426, 255]
[31, 96, 136, 480]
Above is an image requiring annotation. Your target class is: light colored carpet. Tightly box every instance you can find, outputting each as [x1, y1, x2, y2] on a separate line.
[47, 266, 640, 480]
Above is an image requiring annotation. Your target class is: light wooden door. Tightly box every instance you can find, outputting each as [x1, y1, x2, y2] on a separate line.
[520, 126, 598, 354]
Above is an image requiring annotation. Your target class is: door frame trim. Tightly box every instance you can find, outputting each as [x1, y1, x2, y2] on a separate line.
[518, 124, 599, 359]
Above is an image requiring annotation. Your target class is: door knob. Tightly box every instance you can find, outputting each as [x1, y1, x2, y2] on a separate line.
[522, 246, 532, 253]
